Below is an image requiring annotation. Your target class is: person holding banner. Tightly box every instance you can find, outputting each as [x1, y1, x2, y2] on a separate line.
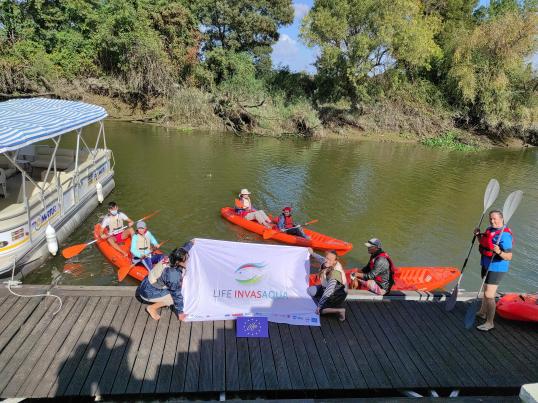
[307, 248, 348, 321]
[137, 241, 193, 321]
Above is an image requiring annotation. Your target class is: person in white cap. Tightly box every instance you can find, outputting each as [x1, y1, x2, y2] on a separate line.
[130, 220, 162, 270]
[350, 238, 395, 295]
[234, 188, 273, 229]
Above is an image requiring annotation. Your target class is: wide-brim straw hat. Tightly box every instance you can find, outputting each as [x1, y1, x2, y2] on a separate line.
[240, 188, 251, 195]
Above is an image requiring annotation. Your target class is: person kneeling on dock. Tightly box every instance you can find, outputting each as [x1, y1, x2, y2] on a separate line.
[130, 220, 162, 270]
[350, 238, 394, 295]
[137, 241, 193, 321]
[100, 201, 135, 257]
[307, 248, 347, 321]
[235, 189, 273, 229]
[277, 207, 310, 239]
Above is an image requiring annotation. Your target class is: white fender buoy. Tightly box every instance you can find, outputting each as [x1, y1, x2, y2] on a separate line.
[46, 224, 58, 256]
[96, 182, 104, 203]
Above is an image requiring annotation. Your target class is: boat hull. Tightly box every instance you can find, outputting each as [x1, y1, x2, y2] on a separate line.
[309, 266, 461, 292]
[497, 293, 538, 322]
[93, 224, 149, 282]
[221, 207, 353, 255]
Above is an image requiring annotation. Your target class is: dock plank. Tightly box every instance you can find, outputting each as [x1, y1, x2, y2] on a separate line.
[81, 297, 131, 396]
[64, 296, 120, 396]
[0, 298, 54, 383]
[198, 320, 214, 391]
[17, 297, 90, 397]
[155, 312, 181, 394]
[0, 297, 39, 355]
[236, 333, 253, 390]
[125, 304, 159, 394]
[169, 320, 191, 393]
[183, 321, 203, 393]
[0, 291, 534, 399]
[141, 308, 171, 394]
[2, 297, 78, 397]
[97, 301, 143, 396]
[0, 296, 17, 322]
[266, 323, 293, 390]
[212, 320, 226, 392]
[31, 297, 99, 398]
[224, 320, 239, 391]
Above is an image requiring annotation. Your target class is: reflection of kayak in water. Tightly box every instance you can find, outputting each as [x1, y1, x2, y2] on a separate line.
[497, 293, 538, 322]
[93, 224, 162, 282]
[309, 266, 461, 292]
[220, 207, 353, 255]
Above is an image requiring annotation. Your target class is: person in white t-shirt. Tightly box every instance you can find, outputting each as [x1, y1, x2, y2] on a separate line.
[99, 201, 134, 256]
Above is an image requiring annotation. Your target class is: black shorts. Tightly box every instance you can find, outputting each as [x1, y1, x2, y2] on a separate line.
[481, 266, 505, 285]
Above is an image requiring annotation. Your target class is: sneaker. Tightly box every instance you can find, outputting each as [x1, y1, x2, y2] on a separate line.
[476, 323, 494, 332]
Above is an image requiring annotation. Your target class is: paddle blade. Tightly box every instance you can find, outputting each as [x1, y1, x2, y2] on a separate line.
[483, 179, 500, 213]
[445, 285, 458, 311]
[61, 243, 88, 259]
[464, 299, 480, 329]
[118, 265, 132, 282]
[502, 190, 523, 224]
[263, 230, 277, 240]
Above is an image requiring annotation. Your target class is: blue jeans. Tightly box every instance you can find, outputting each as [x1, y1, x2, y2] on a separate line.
[133, 254, 163, 270]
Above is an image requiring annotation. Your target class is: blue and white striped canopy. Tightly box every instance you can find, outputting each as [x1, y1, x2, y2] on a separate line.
[0, 98, 108, 153]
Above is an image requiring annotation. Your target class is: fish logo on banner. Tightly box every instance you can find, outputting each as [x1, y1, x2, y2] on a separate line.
[234, 262, 266, 285]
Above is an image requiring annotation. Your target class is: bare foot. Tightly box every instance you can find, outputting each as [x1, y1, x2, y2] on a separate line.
[338, 309, 346, 322]
[146, 306, 160, 320]
[178, 313, 187, 321]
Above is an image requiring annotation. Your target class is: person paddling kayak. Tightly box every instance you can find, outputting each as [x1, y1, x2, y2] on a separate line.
[277, 207, 310, 239]
[350, 238, 395, 295]
[130, 220, 162, 270]
[307, 248, 347, 321]
[137, 241, 194, 321]
[474, 210, 513, 331]
[99, 201, 135, 257]
[234, 189, 273, 229]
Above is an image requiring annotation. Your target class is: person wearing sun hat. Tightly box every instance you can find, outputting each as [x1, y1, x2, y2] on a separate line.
[350, 238, 395, 295]
[234, 188, 273, 229]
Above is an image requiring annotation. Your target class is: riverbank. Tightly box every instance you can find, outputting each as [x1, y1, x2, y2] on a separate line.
[33, 83, 530, 149]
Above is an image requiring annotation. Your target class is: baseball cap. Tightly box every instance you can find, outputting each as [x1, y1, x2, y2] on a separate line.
[364, 238, 381, 248]
[136, 220, 147, 229]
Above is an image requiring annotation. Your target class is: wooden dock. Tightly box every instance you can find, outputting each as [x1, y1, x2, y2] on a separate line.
[0, 286, 536, 400]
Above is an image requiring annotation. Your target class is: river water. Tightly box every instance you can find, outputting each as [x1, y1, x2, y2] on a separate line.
[24, 121, 538, 293]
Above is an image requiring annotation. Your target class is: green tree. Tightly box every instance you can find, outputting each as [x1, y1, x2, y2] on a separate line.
[447, 5, 537, 126]
[302, 0, 442, 108]
[193, 0, 293, 67]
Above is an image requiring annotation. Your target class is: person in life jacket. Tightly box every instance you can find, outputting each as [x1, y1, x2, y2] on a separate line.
[473, 210, 513, 332]
[277, 207, 310, 239]
[307, 248, 348, 321]
[130, 220, 163, 270]
[99, 201, 135, 257]
[234, 189, 273, 229]
[350, 238, 394, 295]
[136, 241, 194, 321]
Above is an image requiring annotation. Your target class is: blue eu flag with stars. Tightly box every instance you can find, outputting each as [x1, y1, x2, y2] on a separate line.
[236, 317, 269, 338]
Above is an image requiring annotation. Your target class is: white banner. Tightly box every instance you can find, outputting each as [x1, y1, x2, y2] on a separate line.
[183, 238, 319, 326]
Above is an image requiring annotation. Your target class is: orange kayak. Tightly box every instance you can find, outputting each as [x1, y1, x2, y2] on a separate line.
[221, 207, 353, 255]
[309, 266, 461, 292]
[93, 224, 148, 282]
[497, 293, 538, 322]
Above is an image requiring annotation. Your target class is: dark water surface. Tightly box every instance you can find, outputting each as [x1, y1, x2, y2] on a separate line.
[24, 121, 538, 293]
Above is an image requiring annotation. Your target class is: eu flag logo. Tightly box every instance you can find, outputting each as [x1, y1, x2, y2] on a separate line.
[236, 317, 268, 338]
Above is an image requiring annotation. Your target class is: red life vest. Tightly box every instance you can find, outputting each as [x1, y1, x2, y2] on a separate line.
[368, 251, 395, 287]
[281, 214, 294, 229]
[479, 227, 513, 257]
[234, 199, 248, 217]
